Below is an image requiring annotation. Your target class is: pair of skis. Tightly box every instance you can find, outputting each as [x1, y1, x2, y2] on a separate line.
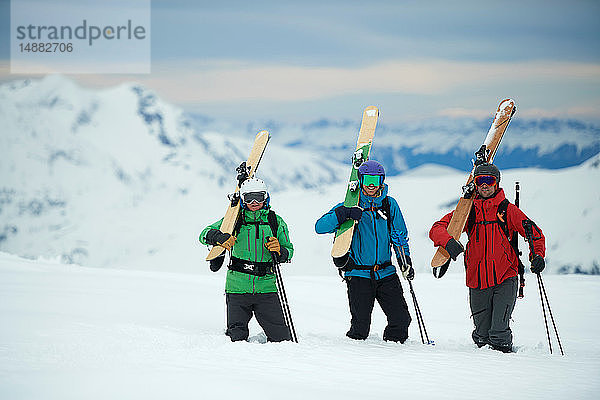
[205, 130, 297, 342]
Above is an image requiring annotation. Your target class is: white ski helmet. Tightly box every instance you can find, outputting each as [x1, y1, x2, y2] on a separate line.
[239, 177, 269, 207]
[240, 177, 268, 195]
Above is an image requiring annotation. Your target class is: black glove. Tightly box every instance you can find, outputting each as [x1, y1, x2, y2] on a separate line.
[398, 255, 415, 280]
[333, 253, 350, 270]
[530, 255, 545, 274]
[209, 254, 225, 272]
[334, 206, 362, 225]
[205, 229, 232, 246]
[445, 238, 464, 261]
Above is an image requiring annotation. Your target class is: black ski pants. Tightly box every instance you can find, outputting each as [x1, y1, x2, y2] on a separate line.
[469, 276, 518, 349]
[225, 292, 291, 342]
[345, 273, 411, 342]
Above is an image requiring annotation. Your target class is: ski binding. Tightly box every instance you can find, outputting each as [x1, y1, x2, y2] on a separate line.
[227, 192, 240, 206]
[352, 149, 365, 168]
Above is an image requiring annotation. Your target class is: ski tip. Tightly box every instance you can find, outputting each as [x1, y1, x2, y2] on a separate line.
[498, 99, 515, 111]
[256, 130, 270, 139]
[364, 106, 379, 117]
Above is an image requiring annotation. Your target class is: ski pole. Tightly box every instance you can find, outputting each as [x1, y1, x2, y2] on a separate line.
[399, 246, 432, 345]
[524, 222, 564, 355]
[538, 273, 565, 355]
[514, 182, 525, 298]
[269, 246, 298, 343]
[274, 263, 298, 343]
[408, 280, 431, 345]
[536, 273, 553, 354]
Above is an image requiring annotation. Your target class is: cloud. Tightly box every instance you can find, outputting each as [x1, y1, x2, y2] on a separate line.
[2, 58, 599, 121]
[50, 59, 598, 103]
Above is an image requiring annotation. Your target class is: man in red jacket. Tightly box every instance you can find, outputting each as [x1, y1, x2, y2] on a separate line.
[429, 163, 546, 353]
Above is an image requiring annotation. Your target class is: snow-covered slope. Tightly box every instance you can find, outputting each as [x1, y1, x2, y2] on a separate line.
[278, 157, 600, 276]
[0, 76, 345, 268]
[1, 252, 598, 399]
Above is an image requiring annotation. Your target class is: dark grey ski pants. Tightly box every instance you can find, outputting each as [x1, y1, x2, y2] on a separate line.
[469, 276, 518, 348]
[225, 293, 291, 342]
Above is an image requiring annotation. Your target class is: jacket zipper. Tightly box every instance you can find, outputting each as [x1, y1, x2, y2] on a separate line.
[482, 203, 488, 289]
[490, 211, 497, 286]
[254, 222, 258, 294]
[372, 199, 380, 279]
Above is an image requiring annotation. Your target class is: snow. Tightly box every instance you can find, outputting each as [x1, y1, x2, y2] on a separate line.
[1, 76, 599, 398]
[1, 252, 599, 399]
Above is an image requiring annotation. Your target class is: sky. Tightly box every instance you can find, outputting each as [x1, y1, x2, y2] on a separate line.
[1, 0, 599, 123]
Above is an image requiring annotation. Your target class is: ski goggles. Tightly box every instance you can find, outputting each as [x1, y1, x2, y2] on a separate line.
[241, 191, 267, 204]
[361, 174, 382, 187]
[474, 175, 497, 187]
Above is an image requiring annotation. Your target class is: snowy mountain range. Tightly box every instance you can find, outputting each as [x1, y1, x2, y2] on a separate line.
[0, 75, 598, 274]
[189, 108, 600, 175]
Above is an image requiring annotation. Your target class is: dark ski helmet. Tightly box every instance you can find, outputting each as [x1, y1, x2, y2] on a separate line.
[358, 160, 385, 185]
[474, 163, 500, 184]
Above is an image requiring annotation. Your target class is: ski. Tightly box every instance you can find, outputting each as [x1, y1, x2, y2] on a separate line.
[431, 99, 516, 269]
[331, 106, 379, 258]
[206, 130, 270, 261]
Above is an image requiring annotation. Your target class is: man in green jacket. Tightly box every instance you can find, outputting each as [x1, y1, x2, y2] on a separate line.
[200, 177, 294, 342]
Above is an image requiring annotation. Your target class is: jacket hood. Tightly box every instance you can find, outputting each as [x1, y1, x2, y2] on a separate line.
[241, 207, 270, 222]
[359, 183, 389, 208]
[474, 187, 506, 206]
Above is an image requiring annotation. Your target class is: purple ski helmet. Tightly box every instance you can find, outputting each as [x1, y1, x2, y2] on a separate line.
[358, 160, 385, 185]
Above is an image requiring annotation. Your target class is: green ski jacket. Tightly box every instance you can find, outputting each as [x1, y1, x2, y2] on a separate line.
[200, 208, 294, 294]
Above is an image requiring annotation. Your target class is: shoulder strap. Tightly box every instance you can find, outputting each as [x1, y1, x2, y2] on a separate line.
[381, 196, 392, 233]
[232, 210, 244, 236]
[267, 210, 279, 237]
[496, 199, 510, 239]
[466, 206, 476, 233]
[497, 198, 526, 288]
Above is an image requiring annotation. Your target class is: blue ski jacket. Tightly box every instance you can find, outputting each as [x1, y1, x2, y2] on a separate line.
[315, 184, 410, 280]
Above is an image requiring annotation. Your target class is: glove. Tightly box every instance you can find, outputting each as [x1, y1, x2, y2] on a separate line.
[398, 255, 415, 280]
[530, 255, 545, 274]
[209, 254, 225, 272]
[445, 238, 464, 261]
[334, 206, 362, 225]
[264, 236, 281, 255]
[205, 229, 236, 251]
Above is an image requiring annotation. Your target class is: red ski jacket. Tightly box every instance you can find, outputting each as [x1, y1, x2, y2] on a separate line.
[429, 188, 546, 289]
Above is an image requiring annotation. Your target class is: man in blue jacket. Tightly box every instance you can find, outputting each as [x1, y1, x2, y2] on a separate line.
[315, 160, 413, 342]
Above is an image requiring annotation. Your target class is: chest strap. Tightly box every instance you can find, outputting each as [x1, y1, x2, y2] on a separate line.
[228, 256, 273, 277]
